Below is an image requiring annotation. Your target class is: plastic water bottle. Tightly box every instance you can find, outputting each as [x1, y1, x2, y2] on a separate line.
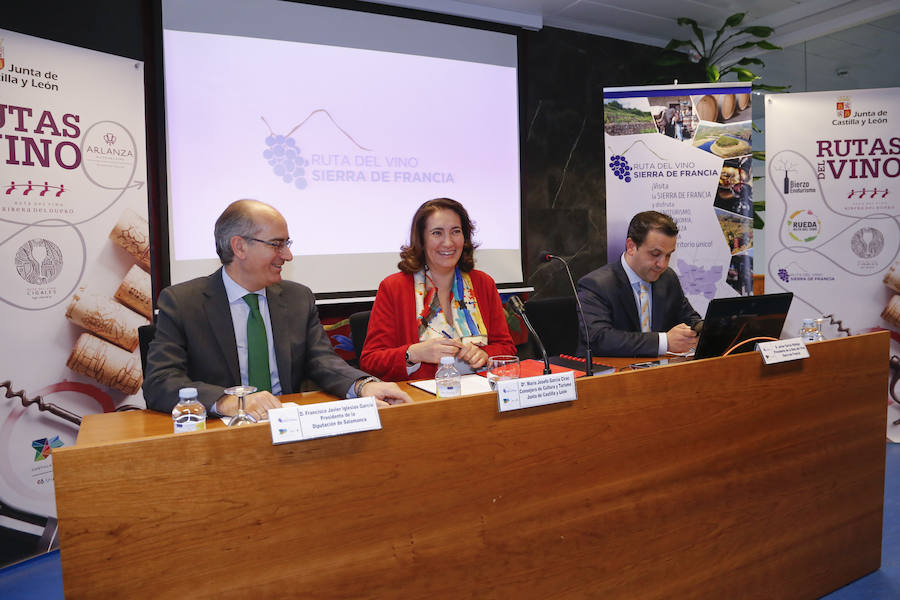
[799, 319, 819, 344]
[435, 356, 461, 398]
[172, 387, 206, 433]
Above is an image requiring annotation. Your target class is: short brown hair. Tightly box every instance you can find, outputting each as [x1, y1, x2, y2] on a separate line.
[398, 198, 478, 274]
[627, 210, 678, 247]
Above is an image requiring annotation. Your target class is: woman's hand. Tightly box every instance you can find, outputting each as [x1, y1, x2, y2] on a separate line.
[457, 342, 489, 369]
[407, 338, 462, 364]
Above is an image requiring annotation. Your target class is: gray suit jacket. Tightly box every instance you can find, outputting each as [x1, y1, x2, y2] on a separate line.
[143, 268, 366, 412]
[576, 261, 701, 357]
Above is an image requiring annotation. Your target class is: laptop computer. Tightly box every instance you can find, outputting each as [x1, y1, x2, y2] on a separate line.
[631, 292, 794, 367]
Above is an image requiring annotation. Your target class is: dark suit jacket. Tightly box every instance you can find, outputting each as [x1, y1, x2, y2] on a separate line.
[143, 268, 366, 412]
[576, 260, 701, 358]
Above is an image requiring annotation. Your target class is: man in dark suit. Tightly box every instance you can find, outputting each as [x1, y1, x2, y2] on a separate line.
[143, 199, 410, 417]
[576, 211, 701, 358]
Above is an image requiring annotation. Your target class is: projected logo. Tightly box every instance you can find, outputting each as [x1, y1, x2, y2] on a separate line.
[32, 436, 64, 461]
[263, 133, 310, 190]
[261, 111, 372, 191]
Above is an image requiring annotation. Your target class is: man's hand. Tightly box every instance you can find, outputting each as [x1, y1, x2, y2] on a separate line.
[666, 323, 698, 354]
[216, 390, 282, 421]
[361, 381, 413, 408]
[456, 342, 489, 369]
[407, 338, 462, 364]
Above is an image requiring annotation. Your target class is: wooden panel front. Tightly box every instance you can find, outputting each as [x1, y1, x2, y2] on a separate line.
[53, 333, 887, 599]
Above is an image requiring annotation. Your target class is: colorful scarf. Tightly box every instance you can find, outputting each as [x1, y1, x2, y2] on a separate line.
[414, 267, 488, 342]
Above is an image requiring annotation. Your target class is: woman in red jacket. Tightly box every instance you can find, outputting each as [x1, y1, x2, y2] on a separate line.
[360, 198, 516, 381]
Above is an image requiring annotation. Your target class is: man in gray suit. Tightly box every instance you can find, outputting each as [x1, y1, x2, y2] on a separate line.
[143, 199, 410, 418]
[576, 211, 701, 358]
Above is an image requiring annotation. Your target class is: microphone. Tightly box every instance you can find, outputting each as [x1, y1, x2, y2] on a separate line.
[509, 295, 551, 375]
[542, 252, 594, 377]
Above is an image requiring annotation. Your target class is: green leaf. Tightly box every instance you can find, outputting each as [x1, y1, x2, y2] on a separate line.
[753, 200, 766, 211]
[752, 83, 792, 92]
[736, 57, 765, 66]
[664, 39, 692, 50]
[677, 17, 699, 27]
[733, 68, 761, 81]
[690, 22, 706, 50]
[733, 40, 759, 50]
[753, 212, 765, 230]
[724, 13, 746, 28]
[755, 40, 782, 50]
[740, 26, 774, 37]
[752, 151, 767, 161]
[705, 64, 720, 82]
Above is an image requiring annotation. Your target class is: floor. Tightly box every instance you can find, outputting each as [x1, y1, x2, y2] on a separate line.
[1, 444, 898, 599]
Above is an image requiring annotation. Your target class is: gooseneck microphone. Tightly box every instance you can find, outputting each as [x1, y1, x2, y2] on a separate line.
[509, 295, 551, 375]
[542, 252, 594, 377]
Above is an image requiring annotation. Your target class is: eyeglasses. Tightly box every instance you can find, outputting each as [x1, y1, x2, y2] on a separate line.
[244, 237, 293, 251]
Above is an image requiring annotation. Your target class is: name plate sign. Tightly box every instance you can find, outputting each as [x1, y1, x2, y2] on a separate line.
[757, 338, 810, 365]
[269, 398, 382, 445]
[497, 371, 577, 413]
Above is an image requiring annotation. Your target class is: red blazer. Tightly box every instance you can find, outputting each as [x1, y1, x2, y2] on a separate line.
[360, 270, 516, 381]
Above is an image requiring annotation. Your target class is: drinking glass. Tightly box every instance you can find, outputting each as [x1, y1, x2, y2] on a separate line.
[486, 355, 520, 390]
[224, 385, 258, 427]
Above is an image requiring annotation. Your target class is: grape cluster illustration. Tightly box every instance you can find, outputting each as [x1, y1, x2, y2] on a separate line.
[263, 134, 309, 189]
[609, 154, 632, 182]
[778, 268, 789, 283]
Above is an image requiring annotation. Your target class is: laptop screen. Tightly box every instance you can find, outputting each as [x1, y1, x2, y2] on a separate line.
[694, 293, 794, 359]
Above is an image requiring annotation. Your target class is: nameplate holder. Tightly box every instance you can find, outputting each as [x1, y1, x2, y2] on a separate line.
[269, 397, 382, 445]
[757, 338, 810, 365]
[497, 371, 577, 413]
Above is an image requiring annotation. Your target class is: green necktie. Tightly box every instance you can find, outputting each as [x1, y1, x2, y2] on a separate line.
[243, 293, 271, 392]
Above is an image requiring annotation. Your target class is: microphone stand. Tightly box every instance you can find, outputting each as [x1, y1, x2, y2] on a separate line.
[545, 254, 594, 377]
[510, 295, 551, 375]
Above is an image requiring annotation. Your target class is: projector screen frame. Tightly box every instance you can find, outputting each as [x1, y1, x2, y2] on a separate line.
[146, 0, 528, 303]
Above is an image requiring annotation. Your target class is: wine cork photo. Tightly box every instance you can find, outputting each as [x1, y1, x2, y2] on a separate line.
[884, 260, 900, 294]
[882, 295, 900, 329]
[66, 333, 143, 395]
[109, 207, 151, 270]
[66, 289, 149, 352]
[115, 264, 152, 319]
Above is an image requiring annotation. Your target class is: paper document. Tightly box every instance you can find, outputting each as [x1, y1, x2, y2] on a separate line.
[410, 374, 493, 396]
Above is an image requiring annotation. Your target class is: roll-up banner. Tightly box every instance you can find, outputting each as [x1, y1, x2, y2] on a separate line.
[603, 82, 754, 317]
[0, 29, 149, 566]
[764, 87, 900, 440]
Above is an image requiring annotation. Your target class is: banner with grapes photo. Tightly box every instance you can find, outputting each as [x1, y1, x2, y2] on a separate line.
[603, 82, 754, 317]
[764, 87, 900, 440]
[0, 29, 149, 566]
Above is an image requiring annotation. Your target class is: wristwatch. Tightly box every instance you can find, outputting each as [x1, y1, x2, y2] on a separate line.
[405, 348, 415, 366]
[354, 375, 380, 397]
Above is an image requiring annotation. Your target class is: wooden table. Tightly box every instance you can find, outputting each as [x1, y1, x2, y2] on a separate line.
[74, 383, 436, 445]
[54, 333, 888, 599]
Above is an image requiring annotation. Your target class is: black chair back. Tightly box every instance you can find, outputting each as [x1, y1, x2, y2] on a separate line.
[523, 296, 579, 357]
[349, 311, 371, 360]
[138, 324, 157, 376]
